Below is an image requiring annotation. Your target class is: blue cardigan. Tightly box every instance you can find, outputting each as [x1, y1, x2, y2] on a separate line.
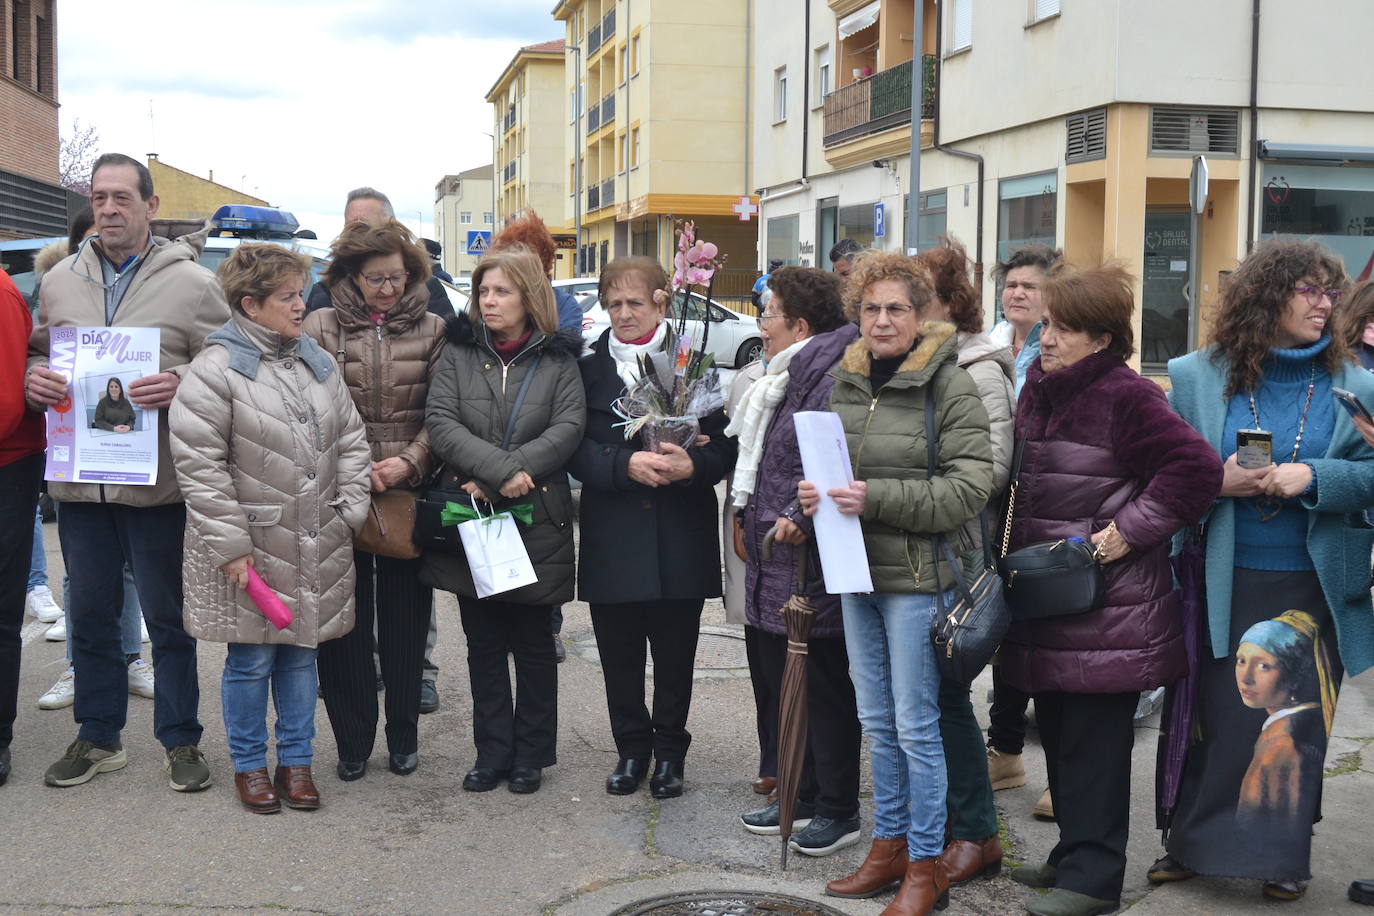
[1169, 347, 1374, 675]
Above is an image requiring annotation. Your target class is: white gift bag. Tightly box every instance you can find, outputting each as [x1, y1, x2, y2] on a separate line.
[456, 501, 539, 598]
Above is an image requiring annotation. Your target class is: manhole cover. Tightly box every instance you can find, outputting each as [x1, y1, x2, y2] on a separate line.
[609, 890, 851, 916]
[690, 630, 748, 670]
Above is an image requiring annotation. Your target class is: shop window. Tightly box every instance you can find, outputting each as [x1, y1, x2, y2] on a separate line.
[766, 215, 801, 267]
[1140, 209, 1192, 369]
[838, 202, 877, 250]
[904, 191, 949, 252]
[1261, 164, 1374, 278]
[997, 172, 1057, 265]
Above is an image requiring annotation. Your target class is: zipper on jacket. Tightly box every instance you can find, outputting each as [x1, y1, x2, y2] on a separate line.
[853, 393, 880, 471]
[372, 325, 383, 428]
[903, 533, 921, 587]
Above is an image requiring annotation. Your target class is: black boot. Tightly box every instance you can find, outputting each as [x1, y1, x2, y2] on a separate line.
[649, 760, 684, 798]
[606, 757, 649, 795]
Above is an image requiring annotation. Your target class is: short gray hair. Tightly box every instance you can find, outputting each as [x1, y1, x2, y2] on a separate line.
[345, 187, 394, 218]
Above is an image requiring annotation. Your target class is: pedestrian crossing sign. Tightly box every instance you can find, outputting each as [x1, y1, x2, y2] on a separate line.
[466, 231, 491, 256]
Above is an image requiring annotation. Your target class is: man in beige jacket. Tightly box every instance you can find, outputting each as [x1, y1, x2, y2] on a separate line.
[25, 153, 230, 791]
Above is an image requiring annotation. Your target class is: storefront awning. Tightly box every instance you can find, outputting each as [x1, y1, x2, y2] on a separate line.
[1258, 141, 1374, 167]
[838, 1, 880, 39]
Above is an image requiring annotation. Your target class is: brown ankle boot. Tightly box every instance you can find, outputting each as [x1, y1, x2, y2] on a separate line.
[939, 835, 1003, 884]
[234, 768, 280, 814]
[274, 765, 321, 810]
[825, 836, 908, 898]
[880, 857, 950, 915]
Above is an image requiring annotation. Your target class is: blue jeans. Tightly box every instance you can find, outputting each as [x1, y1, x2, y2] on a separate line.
[63, 567, 143, 662]
[221, 643, 319, 773]
[57, 501, 202, 749]
[28, 507, 46, 590]
[841, 591, 949, 859]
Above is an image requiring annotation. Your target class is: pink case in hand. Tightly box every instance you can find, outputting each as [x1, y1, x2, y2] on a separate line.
[244, 565, 292, 631]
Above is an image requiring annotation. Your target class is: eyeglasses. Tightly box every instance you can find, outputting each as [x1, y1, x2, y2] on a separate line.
[361, 273, 409, 290]
[756, 313, 787, 328]
[859, 303, 915, 320]
[1294, 285, 1343, 307]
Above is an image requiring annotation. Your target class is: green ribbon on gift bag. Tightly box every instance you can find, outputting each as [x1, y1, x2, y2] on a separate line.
[440, 501, 534, 528]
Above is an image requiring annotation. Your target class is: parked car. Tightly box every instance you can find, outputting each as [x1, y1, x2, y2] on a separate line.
[579, 290, 762, 369]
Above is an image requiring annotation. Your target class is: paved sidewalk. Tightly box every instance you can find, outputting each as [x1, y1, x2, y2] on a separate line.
[3, 518, 1369, 915]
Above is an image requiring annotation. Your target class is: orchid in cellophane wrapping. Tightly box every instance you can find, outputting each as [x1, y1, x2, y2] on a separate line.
[611, 219, 727, 450]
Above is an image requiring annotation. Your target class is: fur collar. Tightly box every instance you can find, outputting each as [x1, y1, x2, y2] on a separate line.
[837, 320, 958, 379]
[444, 312, 584, 360]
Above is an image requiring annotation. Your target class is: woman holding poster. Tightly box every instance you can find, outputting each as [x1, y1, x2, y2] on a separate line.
[169, 243, 370, 814]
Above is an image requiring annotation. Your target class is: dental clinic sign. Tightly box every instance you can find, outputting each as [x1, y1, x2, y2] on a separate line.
[44, 326, 162, 486]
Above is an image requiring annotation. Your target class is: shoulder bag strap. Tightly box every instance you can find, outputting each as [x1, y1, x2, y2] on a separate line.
[500, 351, 544, 451]
[1000, 437, 1026, 559]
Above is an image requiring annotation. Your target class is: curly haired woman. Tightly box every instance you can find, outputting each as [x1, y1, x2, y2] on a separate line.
[1157, 238, 1374, 902]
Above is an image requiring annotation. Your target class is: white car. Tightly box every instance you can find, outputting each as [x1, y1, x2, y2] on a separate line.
[551, 277, 601, 306]
[579, 290, 763, 369]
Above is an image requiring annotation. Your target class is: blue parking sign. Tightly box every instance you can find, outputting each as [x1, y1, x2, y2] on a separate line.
[466, 231, 491, 256]
[874, 203, 886, 239]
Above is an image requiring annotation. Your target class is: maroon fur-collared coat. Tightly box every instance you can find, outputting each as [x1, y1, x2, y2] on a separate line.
[1000, 351, 1222, 695]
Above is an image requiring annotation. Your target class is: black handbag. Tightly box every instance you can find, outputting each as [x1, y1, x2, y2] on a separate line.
[923, 385, 1011, 685]
[414, 352, 543, 551]
[996, 441, 1107, 621]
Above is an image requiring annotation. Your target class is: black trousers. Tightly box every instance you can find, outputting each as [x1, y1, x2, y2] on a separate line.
[745, 626, 778, 780]
[753, 629, 860, 820]
[590, 598, 702, 763]
[0, 454, 41, 750]
[457, 598, 558, 770]
[1036, 690, 1139, 902]
[987, 663, 1031, 755]
[318, 551, 431, 760]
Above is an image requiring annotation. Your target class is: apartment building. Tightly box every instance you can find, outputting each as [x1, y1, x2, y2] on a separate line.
[488, 38, 578, 278]
[434, 166, 495, 279]
[554, 0, 758, 299]
[0, 0, 69, 239]
[753, 0, 1374, 377]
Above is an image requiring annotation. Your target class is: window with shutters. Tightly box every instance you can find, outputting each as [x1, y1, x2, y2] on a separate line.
[949, 0, 973, 52]
[1065, 109, 1107, 164]
[774, 66, 788, 123]
[1149, 107, 1241, 157]
[1029, 0, 1060, 24]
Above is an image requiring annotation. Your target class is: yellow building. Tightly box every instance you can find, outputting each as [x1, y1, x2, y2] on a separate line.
[554, 0, 758, 300]
[146, 156, 268, 222]
[755, 0, 1374, 379]
[434, 166, 495, 279]
[487, 38, 577, 279]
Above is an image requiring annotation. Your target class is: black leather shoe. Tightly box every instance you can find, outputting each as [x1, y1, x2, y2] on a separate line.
[388, 751, 418, 776]
[606, 757, 649, 795]
[462, 766, 507, 792]
[508, 766, 542, 794]
[336, 759, 367, 782]
[1350, 879, 1374, 906]
[649, 760, 684, 798]
[0, 746, 10, 786]
[418, 679, 439, 714]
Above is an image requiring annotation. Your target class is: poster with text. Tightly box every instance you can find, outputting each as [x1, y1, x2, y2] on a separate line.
[44, 326, 161, 486]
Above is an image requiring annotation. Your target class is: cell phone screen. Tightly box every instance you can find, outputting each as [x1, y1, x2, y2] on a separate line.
[1236, 429, 1272, 470]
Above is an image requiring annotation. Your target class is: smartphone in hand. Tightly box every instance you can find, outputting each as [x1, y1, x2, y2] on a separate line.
[1236, 429, 1273, 469]
[1333, 387, 1373, 423]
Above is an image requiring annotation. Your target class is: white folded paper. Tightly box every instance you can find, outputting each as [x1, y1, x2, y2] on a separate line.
[794, 411, 874, 594]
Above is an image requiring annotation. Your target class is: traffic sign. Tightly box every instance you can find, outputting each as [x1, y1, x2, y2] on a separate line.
[466, 231, 491, 256]
[874, 203, 886, 239]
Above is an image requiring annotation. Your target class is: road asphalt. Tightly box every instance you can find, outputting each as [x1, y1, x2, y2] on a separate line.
[3, 515, 1369, 915]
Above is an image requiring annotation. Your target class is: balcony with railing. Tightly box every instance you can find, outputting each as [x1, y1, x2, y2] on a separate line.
[600, 9, 615, 47]
[600, 178, 615, 208]
[587, 185, 600, 211]
[823, 55, 935, 149]
[587, 102, 601, 132]
[599, 92, 615, 126]
[501, 107, 516, 134]
[501, 160, 517, 185]
[587, 21, 601, 53]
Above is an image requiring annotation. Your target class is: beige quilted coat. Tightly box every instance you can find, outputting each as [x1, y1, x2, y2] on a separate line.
[169, 315, 371, 647]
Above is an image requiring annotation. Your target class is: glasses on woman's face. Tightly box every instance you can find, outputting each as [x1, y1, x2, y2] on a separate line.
[361, 272, 409, 291]
[1294, 285, 1342, 307]
[859, 303, 915, 320]
[756, 312, 787, 328]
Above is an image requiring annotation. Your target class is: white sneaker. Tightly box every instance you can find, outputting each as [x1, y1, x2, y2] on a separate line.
[140, 617, 149, 643]
[38, 668, 76, 709]
[127, 659, 155, 698]
[44, 615, 67, 641]
[26, 585, 62, 622]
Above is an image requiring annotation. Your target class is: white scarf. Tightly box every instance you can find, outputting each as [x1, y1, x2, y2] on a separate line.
[725, 336, 812, 508]
[607, 321, 669, 389]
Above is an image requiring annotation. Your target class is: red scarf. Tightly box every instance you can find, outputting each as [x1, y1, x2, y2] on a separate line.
[491, 327, 534, 364]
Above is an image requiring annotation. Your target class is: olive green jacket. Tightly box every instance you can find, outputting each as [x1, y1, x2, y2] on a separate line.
[827, 321, 993, 594]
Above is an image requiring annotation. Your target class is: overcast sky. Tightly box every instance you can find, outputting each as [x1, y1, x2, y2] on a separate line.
[58, 0, 563, 247]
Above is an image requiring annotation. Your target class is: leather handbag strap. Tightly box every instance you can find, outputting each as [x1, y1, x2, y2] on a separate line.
[501, 351, 543, 451]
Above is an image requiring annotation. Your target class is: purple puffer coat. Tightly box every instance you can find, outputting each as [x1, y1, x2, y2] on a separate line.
[741, 324, 859, 637]
[1000, 351, 1222, 695]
